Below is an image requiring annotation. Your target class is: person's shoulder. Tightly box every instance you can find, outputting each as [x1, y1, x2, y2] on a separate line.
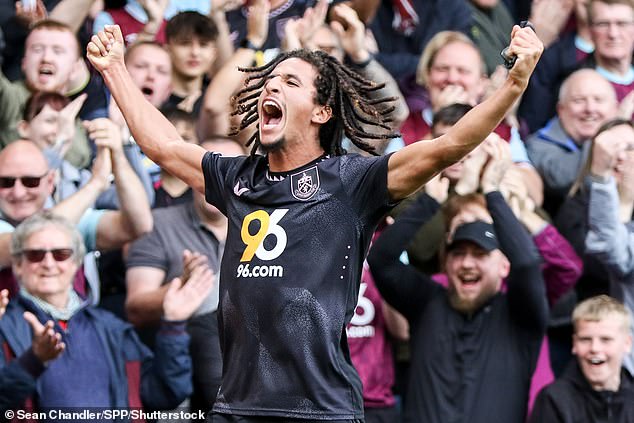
[85, 306, 132, 331]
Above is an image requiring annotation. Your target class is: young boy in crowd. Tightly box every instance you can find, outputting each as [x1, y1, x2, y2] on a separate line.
[530, 295, 634, 422]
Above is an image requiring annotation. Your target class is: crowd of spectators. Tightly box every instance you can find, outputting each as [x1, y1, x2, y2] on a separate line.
[0, 0, 633, 422]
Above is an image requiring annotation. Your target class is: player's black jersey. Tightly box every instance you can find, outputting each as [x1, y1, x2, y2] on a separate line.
[202, 151, 394, 420]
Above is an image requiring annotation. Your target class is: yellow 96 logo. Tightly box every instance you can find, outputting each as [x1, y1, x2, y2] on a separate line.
[240, 209, 289, 262]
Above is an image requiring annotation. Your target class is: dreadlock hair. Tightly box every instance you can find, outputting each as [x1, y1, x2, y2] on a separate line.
[230, 49, 399, 157]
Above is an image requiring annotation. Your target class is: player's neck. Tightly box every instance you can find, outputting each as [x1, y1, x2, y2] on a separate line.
[267, 145, 325, 173]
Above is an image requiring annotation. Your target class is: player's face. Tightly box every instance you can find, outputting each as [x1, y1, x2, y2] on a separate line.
[573, 315, 632, 391]
[167, 37, 216, 80]
[445, 242, 507, 314]
[426, 42, 485, 111]
[126, 44, 173, 107]
[258, 58, 325, 152]
[22, 29, 80, 93]
[590, 2, 634, 63]
[557, 72, 617, 142]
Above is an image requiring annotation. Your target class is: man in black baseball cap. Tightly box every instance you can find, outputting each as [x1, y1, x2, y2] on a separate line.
[445, 220, 508, 314]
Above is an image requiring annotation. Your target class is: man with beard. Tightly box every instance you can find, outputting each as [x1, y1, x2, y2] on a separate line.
[368, 165, 548, 422]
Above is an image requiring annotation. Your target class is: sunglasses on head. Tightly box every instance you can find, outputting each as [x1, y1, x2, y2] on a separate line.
[18, 248, 74, 263]
[0, 173, 48, 189]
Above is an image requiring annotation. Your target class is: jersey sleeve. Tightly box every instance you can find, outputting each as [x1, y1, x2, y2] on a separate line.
[339, 153, 396, 224]
[201, 151, 242, 215]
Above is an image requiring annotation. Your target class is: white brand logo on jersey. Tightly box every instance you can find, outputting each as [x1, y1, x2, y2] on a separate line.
[290, 166, 320, 201]
[233, 181, 249, 197]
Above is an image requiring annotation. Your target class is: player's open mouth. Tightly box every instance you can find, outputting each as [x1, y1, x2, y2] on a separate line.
[261, 98, 284, 129]
[141, 86, 154, 97]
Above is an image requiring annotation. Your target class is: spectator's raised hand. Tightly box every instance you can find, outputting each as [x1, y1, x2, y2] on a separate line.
[245, 0, 270, 49]
[90, 145, 113, 192]
[15, 0, 47, 27]
[162, 251, 214, 322]
[138, 0, 169, 24]
[87, 25, 126, 74]
[529, 0, 574, 47]
[84, 118, 123, 155]
[0, 289, 8, 319]
[424, 173, 450, 204]
[330, 4, 368, 63]
[616, 148, 634, 204]
[213, 0, 245, 13]
[590, 128, 629, 180]
[436, 86, 471, 110]
[480, 133, 512, 193]
[53, 94, 86, 156]
[454, 142, 489, 195]
[23, 311, 65, 363]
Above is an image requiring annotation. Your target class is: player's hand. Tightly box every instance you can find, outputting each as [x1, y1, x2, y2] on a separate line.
[24, 312, 65, 363]
[87, 25, 126, 74]
[506, 24, 543, 89]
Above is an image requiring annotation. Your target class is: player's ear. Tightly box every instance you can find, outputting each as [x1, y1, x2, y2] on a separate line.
[312, 105, 332, 124]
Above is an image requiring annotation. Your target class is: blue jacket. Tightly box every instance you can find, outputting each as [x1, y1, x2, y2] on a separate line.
[0, 296, 192, 416]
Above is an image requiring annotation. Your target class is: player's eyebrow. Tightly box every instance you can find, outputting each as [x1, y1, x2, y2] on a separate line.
[267, 72, 304, 86]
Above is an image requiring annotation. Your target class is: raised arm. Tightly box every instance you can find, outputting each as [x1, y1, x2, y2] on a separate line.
[198, 0, 269, 139]
[87, 25, 207, 193]
[85, 118, 154, 250]
[49, 0, 96, 33]
[367, 189, 443, 318]
[386, 25, 543, 200]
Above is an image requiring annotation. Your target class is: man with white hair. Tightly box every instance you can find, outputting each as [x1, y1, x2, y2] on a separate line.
[526, 68, 618, 215]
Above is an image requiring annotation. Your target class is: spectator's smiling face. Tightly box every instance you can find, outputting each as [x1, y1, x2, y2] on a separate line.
[167, 36, 216, 80]
[13, 226, 78, 304]
[573, 315, 632, 392]
[426, 41, 485, 111]
[22, 29, 80, 93]
[557, 72, 617, 142]
[445, 242, 508, 314]
[0, 142, 54, 226]
[20, 105, 63, 149]
[126, 44, 173, 107]
[590, 1, 634, 63]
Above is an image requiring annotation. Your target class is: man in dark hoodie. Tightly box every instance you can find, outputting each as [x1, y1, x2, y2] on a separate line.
[530, 295, 634, 422]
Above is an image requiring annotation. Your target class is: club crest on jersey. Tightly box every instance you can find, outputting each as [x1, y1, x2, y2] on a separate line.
[291, 166, 320, 200]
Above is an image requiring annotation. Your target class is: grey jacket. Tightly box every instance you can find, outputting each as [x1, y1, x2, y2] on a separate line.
[585, 177, 634, 373]
[527, 117, 590, 214]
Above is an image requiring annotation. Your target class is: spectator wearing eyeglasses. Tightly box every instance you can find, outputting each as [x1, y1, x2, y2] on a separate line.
[0, 212, 212, 412]
[0, 139, 153, 300]
[520, 0, 634, 133]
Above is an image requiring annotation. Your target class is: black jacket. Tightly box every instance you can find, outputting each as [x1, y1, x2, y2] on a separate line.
[530, 361, 634, 423]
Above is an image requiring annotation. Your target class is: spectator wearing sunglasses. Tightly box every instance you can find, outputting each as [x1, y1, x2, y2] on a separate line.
[0, 212, 212, 412]
[0, 139, 153, 299]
